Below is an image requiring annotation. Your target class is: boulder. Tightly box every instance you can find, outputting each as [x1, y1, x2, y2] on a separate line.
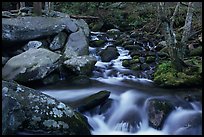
[146, 98, 175, 130]
[23, 41, 43, 51]
[63, 29, 89, 59]
[2, 80, 91, 135]
[49, 32, 67, 51]
[99, 46, 119, 62]
[2, 48, 62, 82]
[2, 17, 78, 43]
[63, 55, 96, 75]
[73, 19, 90, 37]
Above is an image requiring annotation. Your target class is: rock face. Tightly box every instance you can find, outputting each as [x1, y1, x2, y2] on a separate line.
[63, 55, 96, 75]
[2, 80, 91, 135]
[2, 48, 61, 82]
[2, 17, 78, 43]
[146, 98, 175, 130]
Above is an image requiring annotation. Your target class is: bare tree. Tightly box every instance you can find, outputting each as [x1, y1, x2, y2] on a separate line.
[44, 2, 54, 15]
[20, 2, 25, 9]
[158, 2, 194, 71]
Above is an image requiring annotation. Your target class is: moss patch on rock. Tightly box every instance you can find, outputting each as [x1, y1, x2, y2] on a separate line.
[153, 60, 202, 88]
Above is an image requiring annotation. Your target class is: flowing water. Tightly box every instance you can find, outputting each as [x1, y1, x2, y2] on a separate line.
[36, 32, 202, 135]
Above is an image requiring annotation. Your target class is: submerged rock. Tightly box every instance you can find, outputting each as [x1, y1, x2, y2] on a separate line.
[2, 48, 61, 82]
[2, 80, 91, 135]
[67, 90, 111, 112]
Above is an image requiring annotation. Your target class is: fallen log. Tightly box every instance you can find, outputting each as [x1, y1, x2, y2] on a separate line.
[70, 15, 99, 20]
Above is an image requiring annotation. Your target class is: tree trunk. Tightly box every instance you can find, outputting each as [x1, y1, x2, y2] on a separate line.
[33, 2, 42, 16]
[181, 2, 194, 58]
[45, 2, 49, 11]
[159, 2, 185, 72]
[20, 2, 25, 9]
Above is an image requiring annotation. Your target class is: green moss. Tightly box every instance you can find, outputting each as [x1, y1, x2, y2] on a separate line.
[146, 56, 155, 63]
[130, 64, 141, 71]
[122, 59, 131, 67]
[130, 58, 140, 64]
[153, 61, 202, 87]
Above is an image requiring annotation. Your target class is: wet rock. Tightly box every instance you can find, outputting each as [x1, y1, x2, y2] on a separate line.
[146, 56, 155, 63]
[139, 57, 146, 63]
[2, 17, 78, 43]
[63, 55, 97, 75]
[147, 98, 175, 130]
[2, 48, 61, 82]
[124, 44, 142, 51]
[90, 39, 106, 47]
[64, 29, 89, 59]
[130, 64, 141, 71]
[23, 41, 43, 51]
[49, 32, 67, 51]
[99, 46, 119, 62]
[71, 75, 91, 86]
[42, 73, 61, 85]
[2, 80, 91, 135]
[107, 29, 121, 39]
[141, 63, 149, 70]
[122, 59, 131, 68]
[68, 90, 111, 112]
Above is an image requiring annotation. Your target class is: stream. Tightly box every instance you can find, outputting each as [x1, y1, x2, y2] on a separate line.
[36, 32, 202, 135]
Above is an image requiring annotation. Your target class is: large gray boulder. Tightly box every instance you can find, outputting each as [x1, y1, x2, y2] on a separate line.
[64, 55, 97, 75]
[72, 19, 90, 37]
[63, 29, 89, 59]
[2, 48, 62, 82]
[2, 17, 78, 43]
[2, 80, 91, 135]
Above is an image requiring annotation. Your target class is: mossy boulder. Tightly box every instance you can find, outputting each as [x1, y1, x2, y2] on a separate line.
[153, 61, 202, 88]
[90, 39, 106, 47]
[130, 64, 141, 71]
[146, 56, 155, 63]
[147, 98, 175, 130]
[122, 59, 131, 68]
[2, 80, 91, 135]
